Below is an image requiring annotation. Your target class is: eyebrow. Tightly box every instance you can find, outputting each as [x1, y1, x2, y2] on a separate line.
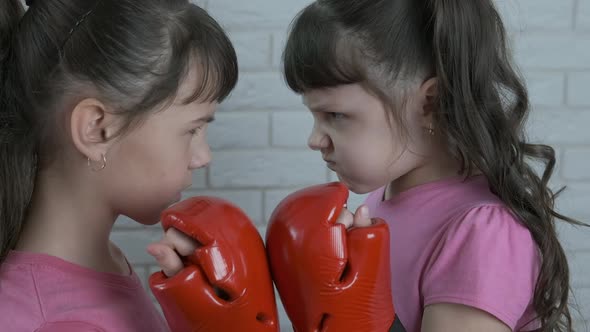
[192, 115, 215, 124]
[303, 97, 340, 113]
[308, 104, 336, 113]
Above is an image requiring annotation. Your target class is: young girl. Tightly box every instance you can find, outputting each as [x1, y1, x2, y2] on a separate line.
[282, 0, 587, 331]
[0, 0, 237, 330]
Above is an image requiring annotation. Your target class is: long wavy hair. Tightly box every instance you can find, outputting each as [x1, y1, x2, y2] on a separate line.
[282, 0, 588, 330]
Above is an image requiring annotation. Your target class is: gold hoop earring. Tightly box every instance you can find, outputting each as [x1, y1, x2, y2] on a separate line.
[88, 154, 107, 172]
[428, 123, 435, 136]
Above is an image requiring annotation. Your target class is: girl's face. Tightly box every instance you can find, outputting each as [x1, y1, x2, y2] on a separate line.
[102, 72, 216, 225]
[303, 83, 436, 194]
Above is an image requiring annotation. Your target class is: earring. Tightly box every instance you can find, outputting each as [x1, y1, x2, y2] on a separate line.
[428, 123, 435, 136]
[88, 154, 107, 172]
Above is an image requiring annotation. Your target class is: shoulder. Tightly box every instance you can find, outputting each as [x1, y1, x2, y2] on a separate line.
[447, 204, 533, 241]
[434, 204, 540, 275]
[421, 204, 541, 331]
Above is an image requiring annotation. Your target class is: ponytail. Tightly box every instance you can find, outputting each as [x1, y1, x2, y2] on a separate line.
[1, 0, 38, 264]
[427, 1, 584, 330]
[283, 0, 588, 329]
[0, 0, 240, 266]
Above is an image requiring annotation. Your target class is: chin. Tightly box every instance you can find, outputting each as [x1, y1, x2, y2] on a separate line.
[131, 213, 162, 226]
[337, 175, 383, 195]
[128, 202, 172, 226]
[347, 185, 374, 195]
[141, 217, 162, 226]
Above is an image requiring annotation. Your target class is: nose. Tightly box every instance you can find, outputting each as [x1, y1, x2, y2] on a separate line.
[189, 139, 211, 170]
[307, 124, 331, 151]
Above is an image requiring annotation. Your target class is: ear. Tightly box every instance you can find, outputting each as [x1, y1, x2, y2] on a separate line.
[418, 77, 439, 125]
[70, 98, 120, 162]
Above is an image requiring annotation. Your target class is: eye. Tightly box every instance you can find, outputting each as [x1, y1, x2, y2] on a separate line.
[327, 112, 345, 120]
[189, 127, 202, 135]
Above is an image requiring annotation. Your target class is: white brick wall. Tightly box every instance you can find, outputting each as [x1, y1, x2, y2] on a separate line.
[112, 0, 590, 330]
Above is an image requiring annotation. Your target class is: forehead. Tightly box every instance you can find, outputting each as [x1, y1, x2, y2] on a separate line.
[302, 84, 382, 111]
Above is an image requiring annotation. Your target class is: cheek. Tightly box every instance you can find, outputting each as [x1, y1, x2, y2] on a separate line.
[105, 139, 192, 224]
[111, 134, 190, 195]
[339, 128, 400, 180]
[146, 139, 192, 189]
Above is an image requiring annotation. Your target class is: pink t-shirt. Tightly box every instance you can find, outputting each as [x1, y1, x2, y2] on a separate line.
[364, 175, 541, 332]
[0, 251, 170, 332]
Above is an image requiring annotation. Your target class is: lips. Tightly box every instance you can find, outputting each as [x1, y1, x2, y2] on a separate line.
[324, 160, 336, 171]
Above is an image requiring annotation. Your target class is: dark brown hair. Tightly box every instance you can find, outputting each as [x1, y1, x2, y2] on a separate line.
[283, 0, 587, 330]
[0, 0, 237, 264]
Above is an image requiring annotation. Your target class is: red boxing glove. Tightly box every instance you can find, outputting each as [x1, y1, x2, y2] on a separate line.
[266, 182, 405, 332]
[149, 197, 279, 332]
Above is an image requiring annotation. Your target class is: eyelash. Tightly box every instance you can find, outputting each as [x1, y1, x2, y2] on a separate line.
[327, 112, 345, 120]
[189, 127, 202, 135]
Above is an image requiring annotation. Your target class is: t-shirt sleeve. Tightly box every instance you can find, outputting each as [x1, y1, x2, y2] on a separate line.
[35, 321, 105, 332]
[421, 205, 541, 331]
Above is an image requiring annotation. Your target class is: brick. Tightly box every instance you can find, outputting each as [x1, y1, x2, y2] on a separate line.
[495, 0, 525, 32]
[562, 148, 590, 180]
[114, 215, 143, 229]
[567, 72, 590, 107]
[272, 31, 289, 68]
[132, 265, 149, 291]
[220, 72, 302, 111]
[572, 287, 590, 322]
[513, 33, 590, 69]
[555, 182, 590, 227]
[525, 72, 565, 107]
[191, 167, 208, 189]
[208, 111, 270, 149]
[523, 146, 566, 193]
[568, 250, 590, 288]
[208, 0, 313, 29]
[577, 0, 590, 30]
[557, 215, 590, 251]
[256, 225, 268, 241]
[271, 111, 312, 147]
[209, 151, 327, 188]
[526, 110, 590, 144]
[574, 319, 589, 332]
[148, 265, 161, 277]
[495, 0, 574, 31]
[226, 31, 272, 70]
[348, 192, 370, 211]
[111, 230, 163, 265]
[190, 0, 207, 9]
[276, 295, 294, 332]
[181, 189, 263, 224]
[329, 170, 339, 183]
[264, 189, 296, 222]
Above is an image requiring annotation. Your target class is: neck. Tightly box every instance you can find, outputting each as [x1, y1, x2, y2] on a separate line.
[385, 143, 464, 201]
[15, 166, 127, 275]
